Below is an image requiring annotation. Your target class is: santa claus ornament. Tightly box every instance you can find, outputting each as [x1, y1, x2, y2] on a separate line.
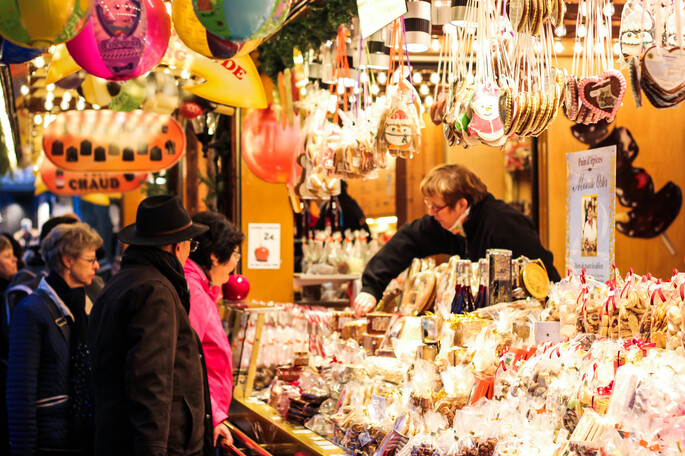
[467, 84, 505, 145]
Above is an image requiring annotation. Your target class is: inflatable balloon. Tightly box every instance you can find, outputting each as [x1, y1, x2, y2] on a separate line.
[80, 74, 112, 107]
[0, 38, 43, 64]
[222, 274, 250, 301]
[108, 79, 146, 112]
[172, 0, 260, 60]
[0, 0, 90, 49]
[55, 72, 85, 90]
[141, 72, 179, 115]
[45, 44, 81, 86]
[66, 0, 171, 81]
[241, 106, 301, 183]
[191, 0, 291, 42]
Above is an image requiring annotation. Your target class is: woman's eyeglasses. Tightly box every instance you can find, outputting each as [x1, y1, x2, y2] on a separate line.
[424, 199, 449, 214]
[231, 251, 241, 260]
[80, 257, 98, 265]
[190, 240, 199, 252]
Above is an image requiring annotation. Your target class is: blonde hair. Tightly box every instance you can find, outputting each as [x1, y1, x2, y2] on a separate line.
[420, 163, 488, 207]
[42, 223, 103, 273]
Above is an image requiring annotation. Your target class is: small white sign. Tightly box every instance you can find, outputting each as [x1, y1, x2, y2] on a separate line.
[247, 223, 281, 269]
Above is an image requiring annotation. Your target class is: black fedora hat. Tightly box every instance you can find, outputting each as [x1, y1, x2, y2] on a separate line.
[118, 195, 208, 246]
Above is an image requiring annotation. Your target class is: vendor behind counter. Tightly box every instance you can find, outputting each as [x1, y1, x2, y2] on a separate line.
[353, 163, 560, 316]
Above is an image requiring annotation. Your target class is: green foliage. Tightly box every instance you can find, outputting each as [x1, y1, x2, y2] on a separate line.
[142, 173, 171, 197]
[198, 172, 224, 212]
[258, 0, 358, 81]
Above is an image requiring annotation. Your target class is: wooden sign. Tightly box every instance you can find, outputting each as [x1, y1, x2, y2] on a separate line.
[42, 110, 185, 172]
[40, 159, 147, 196]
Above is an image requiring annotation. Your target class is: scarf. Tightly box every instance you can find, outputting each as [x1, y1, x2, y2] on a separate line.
[448, 207, 471, 235]
[121, 245, 191, 313]
[45, 271, 93, 451]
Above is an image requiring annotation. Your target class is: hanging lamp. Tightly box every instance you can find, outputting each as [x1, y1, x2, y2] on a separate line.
[403, 0, 432, 53]
[366, 29, 390, 69]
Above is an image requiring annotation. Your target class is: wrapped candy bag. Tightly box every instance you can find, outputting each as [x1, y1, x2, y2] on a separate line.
[554, 275, 583, 339]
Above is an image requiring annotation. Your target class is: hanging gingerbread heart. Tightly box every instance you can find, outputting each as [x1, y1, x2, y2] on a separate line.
[578, 69, 626, 119]
[641, 46, 685, 93]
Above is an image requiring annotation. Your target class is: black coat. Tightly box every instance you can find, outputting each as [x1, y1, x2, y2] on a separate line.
[88, 251, 211, 456]
[361, 193, 560, 300]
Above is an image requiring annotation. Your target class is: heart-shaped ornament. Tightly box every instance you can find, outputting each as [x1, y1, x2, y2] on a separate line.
[641, 46, 685, 93]
[578, 70, 626, 119]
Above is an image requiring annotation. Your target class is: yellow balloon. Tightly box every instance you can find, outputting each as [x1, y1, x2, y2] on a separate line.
[81, 75, 112, 107]
[45, 44, 81, 86]
[0, 0, 90, 49]
[172, 0, 260, 60]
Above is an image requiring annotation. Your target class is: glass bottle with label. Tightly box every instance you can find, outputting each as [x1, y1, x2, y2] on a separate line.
[474, 258, 489, 309]
[487, 248, 512, 306]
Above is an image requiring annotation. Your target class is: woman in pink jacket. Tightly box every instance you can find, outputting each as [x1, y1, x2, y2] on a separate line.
[185, 211, 244, 450]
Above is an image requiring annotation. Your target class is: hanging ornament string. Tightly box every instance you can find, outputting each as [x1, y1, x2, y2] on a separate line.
[400, 16, 415, 104]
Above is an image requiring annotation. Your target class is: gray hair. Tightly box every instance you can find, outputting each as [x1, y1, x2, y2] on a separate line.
[41, 222, 103, 273]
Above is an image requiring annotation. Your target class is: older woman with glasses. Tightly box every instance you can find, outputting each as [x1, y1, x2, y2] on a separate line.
[353, 163, 560, 317]
[7, 222, 102, 456]
[184, 211, 244, 451]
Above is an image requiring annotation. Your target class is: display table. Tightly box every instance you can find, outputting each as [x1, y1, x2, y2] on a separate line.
[229, 396, 345, 456]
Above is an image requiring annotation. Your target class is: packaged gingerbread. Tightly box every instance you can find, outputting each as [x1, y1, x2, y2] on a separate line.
[617, 271, 649, 340]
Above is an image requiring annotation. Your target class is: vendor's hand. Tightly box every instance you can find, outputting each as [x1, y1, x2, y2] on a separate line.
[353, 292, 377, 317]
[214, 422, 234, 449]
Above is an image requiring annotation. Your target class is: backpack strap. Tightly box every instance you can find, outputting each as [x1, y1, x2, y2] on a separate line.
[34, 288, 71, 344]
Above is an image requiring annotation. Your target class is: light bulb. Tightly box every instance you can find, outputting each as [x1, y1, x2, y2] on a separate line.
[431, 38, 441, 52]
[555, 25, 567, 37]
[603, 3, 615, 16]
[46, 83, 55, 92]
[33, 56, 45, 69]
[430, 72, 440, 84]
[554, 40, 565, 53]
[20, 85, 29, 96]
[92, 104, 100, 110]
[613, 41, 621, 55]
[412, 72, 423, 84]
[181, 69, 191, 79]
[425, 95, 434, 106]
[377, 72, 387, 84]
[34, 114, 43, 125]
[45, 92, 54, 102]
[337, 82, 345, 94]
[574, 42, 583, 53]
[370, 83, 380, 95]
[62, 91, 72, 102]
[577, 24, 587, 38]
[44, 99, 53, 111]
[419, 84, 429, 95]
[300, 87, 307, 96]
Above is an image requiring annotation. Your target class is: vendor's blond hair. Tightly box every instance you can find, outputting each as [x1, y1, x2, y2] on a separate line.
[420, 164, 488, 207]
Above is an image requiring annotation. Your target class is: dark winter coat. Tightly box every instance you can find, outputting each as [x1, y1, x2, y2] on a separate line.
[88, 247, 211, 456]
[361, 193, 560, 300]
[6, 278, 84, 455]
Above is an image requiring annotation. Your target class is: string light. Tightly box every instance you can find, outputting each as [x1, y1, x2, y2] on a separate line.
[33, 56, 45, 69]
[20, 85, 29, 96]
[412, 72, 423, 84]
[576, 24, 587, 38]
[370, 83, 380, 95]
[613, 41, 621, 55]
[555, 25, 567, 37]
[377, 72, 387, 84]
[419, 84, 429, 95]
[574, 42, 583, 53]
[62, 92, 72, 102]
[181, 69, 191, 79]
[431, 37, 441, 52]
[554, 40, 565, 53]
[34, 114, 43, 125]
[430, 73, 440, 84]
[424, 95, 434, 106]
[46, 83, 55, 91]
[44, 99, 53, 111]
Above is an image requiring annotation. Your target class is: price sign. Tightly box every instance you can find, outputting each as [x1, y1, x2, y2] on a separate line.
[247, 223, 281, 269]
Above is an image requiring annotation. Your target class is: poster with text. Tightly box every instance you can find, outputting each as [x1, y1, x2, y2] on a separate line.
[247, 223, 281, 269]
[566, 145, 616, 282]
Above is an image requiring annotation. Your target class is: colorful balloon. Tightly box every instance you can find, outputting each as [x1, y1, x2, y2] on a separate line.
[0, 0, 90, 49]
[0, 38, 42, 64]
[191, 0, 291, 42]
[222, 274, 250, 301]
[55, 72, 85, 90]
[172, 0, 260, 60]
[179, 101, 204, 120]
[241, 106, 301, 183]
[66, 0, 171, 81]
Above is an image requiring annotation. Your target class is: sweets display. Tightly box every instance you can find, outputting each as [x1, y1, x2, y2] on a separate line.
[243, 266, 685, 456]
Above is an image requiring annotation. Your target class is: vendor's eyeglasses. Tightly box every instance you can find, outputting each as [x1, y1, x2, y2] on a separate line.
[190, 240, 199, 252]
[424, 199, 449, 214]
[231, 250, 241, 260]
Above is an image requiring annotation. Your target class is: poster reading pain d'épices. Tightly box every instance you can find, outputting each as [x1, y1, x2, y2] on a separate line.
[566, 145, 616, 282]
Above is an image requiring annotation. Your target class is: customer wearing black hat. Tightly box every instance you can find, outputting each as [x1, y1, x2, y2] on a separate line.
[88, 196, 214, 456]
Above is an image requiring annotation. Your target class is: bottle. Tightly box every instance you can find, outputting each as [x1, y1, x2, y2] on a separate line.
[325, 196, 343, 234]
[487, 249, 513, 306]
[451, 260, 474, 314]
[474, 258, 489, 309]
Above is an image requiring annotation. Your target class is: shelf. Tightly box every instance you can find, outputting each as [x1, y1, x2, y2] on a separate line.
[229, 396, 346, 456]
[293, 273, 360, 286]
